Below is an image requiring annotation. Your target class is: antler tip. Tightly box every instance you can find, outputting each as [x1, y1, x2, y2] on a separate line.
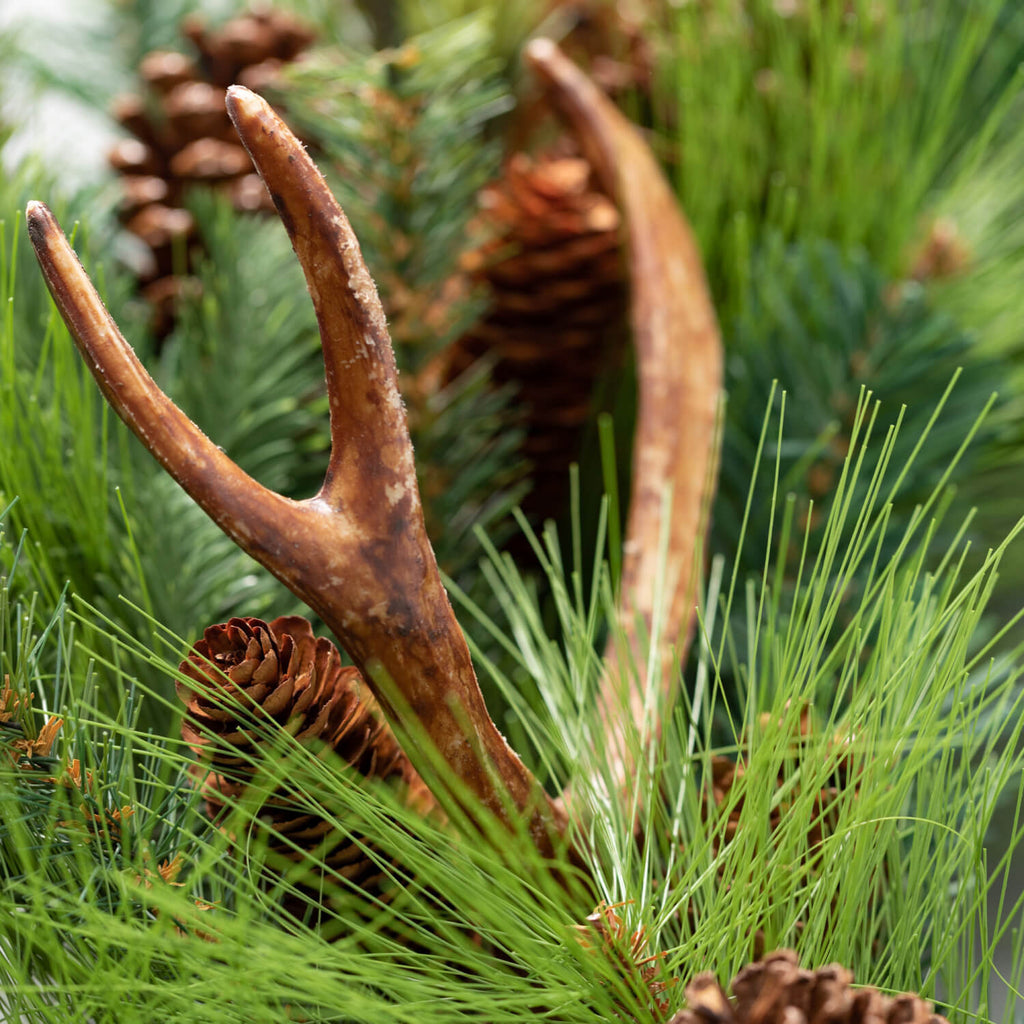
[523, 37, 558, 65]
[25, 199, 46, 218]
[25, 200, 55, 242]
[225, 83, 254, 104]
[523, 38, 579, 89]
[224, 84, 267, 126]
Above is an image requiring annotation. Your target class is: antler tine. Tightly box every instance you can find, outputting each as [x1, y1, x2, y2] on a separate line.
[25, 201, 296, 567]
[224, 87, 411, 515]
[26, 91, 568, 860]
[524, 41, 723, 756]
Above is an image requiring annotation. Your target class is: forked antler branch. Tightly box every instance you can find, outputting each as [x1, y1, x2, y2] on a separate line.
[26, 87, 566, 858]
[27, 42, 722, 858]
[525, 41, 723, 766]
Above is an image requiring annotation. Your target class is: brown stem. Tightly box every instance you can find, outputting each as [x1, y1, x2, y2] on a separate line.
[26, 86, 566, 860]
[524, 41, 723, 770]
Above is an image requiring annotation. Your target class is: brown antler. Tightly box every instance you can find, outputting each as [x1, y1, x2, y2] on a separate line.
[26, 87, 566, 858]
[525, 41, 723, 764]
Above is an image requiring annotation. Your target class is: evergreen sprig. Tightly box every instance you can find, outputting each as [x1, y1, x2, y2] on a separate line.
[715, 239, 1002, 588]
[0, 194, 145, 623]
[5, 391, 1024, 1021]
[655, 0, 1023, 319]
[0, 522, 219, 993]
[279, 14, 513, 358]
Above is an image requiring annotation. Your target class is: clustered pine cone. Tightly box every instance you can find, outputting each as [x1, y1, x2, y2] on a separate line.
[177, 616, 434, 908]
[577, 901, 674, 1020]
[110, 7, 316, 336]
[671, 949, 948, 1024]
[445, 150, 628, 527]
[706, 706, 856, 856]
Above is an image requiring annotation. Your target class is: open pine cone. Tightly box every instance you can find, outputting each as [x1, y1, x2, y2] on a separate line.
[705, 705, 857, 857]
[178, 616, 435, 907]
[671, 949, 948, 1024]
[443, 149, 628, 529]
[110, 7, 316, 336]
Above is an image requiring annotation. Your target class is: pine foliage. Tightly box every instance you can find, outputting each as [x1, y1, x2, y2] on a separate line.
[4, 397, 1024, 1020]
[279, 14, 512, 342]
[715, 239, 1002, 587]
[655, 0, 1023, 318]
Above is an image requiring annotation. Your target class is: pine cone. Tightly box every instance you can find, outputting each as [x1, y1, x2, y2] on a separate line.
[443, 150, 628, 529]
[906, 217, 972, 283]
[177, 616, 434, 908]
[109, 8, 316, 337]
[706, 706, 856, 857]
[695, 706, 862, 956]
[670, 949, 948, 1024]
[577, 902, 674, 1020]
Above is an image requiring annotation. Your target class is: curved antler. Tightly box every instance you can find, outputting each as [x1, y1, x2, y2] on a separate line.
[26, 87, 566, 858]
[524, 41, 723, 760]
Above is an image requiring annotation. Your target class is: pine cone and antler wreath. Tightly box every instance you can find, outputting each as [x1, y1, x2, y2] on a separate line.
[28, 37, 721, 860]
[24, 31, 949, 1023]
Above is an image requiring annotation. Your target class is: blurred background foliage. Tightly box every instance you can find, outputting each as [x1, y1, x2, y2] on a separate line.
[0, 0, 1021, 715]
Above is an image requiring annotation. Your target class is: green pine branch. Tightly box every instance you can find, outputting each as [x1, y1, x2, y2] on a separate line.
[278, 15, 533, 589]
[4, 389, 1024, 1020]
[715, 239, 1003, 586]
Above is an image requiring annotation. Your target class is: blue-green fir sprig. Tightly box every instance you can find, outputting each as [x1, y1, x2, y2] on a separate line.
[714, 240, 1003, 641]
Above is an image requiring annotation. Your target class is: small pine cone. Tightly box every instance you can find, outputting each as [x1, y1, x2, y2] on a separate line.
[705, 706, 859, 855]
[577, 902, 674, 1020]
[109, 7, 315, 337]
[178, 616, 434, 904]
[444, 150, 628, 530]
[907, 217, 972, 283]
[670, 949, 948, 1024]
[694, 707, 862, 955]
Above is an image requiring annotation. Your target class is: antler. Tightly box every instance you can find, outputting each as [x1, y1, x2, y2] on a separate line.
[26, 87, 566, 858]
[524, 42, 723, 762]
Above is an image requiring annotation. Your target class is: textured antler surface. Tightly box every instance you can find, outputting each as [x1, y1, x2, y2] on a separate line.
[525, 40, 724, 750]
[26, 87, 565, 858]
